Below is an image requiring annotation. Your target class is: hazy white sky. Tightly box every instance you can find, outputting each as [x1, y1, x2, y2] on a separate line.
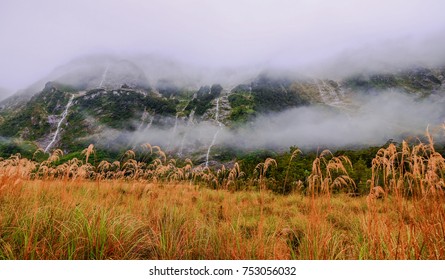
[1, 0, 445, 90]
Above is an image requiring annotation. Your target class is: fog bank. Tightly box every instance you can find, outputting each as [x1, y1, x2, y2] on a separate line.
[87, 91, 445, 154]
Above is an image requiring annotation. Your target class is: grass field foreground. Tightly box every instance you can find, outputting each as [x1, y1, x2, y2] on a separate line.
[0, 130, 444, 259]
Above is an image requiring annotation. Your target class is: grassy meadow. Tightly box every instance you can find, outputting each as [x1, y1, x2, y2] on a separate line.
[1, 131, 445, 260]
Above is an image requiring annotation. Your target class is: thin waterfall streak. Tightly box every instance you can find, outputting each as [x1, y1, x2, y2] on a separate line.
[205, 97, 223, 167]
[44, 95, 74, 153]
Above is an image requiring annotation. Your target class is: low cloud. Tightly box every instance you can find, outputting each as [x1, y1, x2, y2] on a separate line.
[234, 91, 445, 149]
[86, 90, 445, 157]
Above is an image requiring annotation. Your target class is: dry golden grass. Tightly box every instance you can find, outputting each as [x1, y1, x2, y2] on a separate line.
[0, 130, 444, 259]
[1, 180, 444, 259]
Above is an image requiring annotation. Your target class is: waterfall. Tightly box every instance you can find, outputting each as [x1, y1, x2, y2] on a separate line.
[205, 97, 223, 167]
[178, 109, 195, 156]
[44, 95, 74, 153]
[167, 102, 190, 151]
[144, 114, 155, 131]
[137, 108, 149, 131]
[214, 96, 220, 121]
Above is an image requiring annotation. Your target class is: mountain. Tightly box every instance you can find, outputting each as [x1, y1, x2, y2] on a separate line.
[0, 57, 444, 165]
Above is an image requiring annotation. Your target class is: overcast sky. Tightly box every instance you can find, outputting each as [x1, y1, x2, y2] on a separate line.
[1, 0, 445, 91]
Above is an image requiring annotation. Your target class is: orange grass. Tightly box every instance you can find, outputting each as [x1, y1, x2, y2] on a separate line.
[0, 130, 444, 259]
[0, 179, 443, 259]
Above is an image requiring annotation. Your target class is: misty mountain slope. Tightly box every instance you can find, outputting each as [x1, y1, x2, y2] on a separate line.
[343, 66, 445, 96]
[228, 74, 356, 119]
[184, 84, 223, 116]
[75, 87, 176, 128]
[0, 92, 33, 116]
[54, 86, 182, 151]
[0, 82, 177, 151]
[249, 74, 311, 112]
[0, 57, 152, 115]
[0, 82, 73, 141]
[0, 60, 445, 163]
